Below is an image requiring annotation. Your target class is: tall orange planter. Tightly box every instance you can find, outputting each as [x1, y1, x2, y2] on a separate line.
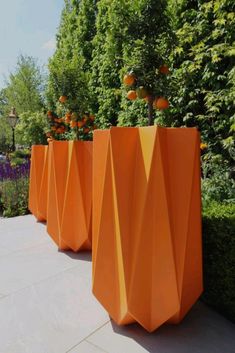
[92, 126, 203, 332]
[47, 140, 92, 251]
[28, 145, 48, 221]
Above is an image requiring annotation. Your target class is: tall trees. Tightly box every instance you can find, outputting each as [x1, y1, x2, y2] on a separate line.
[90, 0, 172, 127]
[47, 0, 97, 113]
[47, 0, 234, 173]
[1, 55, 44, 115]
[0, 55, 46, 149]
[169, 0, 235, 165]
[90, 0, 132, 127]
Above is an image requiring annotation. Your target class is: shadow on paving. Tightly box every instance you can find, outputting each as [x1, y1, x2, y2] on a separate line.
[110, 301, 235, 353]
[35, 220, 92, 262]
[60, 249, 92, 262]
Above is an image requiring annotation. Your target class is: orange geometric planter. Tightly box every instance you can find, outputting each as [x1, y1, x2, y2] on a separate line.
[47, 140, 92, 251]
[92, 126, 203, 332]
[28, 145, 48, 222]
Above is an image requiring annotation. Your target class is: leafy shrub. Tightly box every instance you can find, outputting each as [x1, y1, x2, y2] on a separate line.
[201, 153, 235, 205]
[9, 149, 31, 167]
[0, 178, 29, 217]
[202, 202, 235, 322]
[15, 111, 49, 147]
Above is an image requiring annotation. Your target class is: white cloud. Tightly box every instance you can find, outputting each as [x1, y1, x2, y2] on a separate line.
[41, 38, 56, 51]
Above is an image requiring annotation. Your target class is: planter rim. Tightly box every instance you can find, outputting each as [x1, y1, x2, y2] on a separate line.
[49, 140, 93, 145]
[94, 126, 199, 133]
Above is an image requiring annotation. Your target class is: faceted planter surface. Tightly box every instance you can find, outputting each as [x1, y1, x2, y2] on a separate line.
[47, 140, 92, 251]
[28, 145, 48, 221]
[92, 126, 203, 332]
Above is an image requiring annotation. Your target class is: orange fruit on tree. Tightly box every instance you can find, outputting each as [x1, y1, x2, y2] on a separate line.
[123, 73, 135, 86]
[137, 86, 148, 99]
[46, 132, 51, 137]
[71, 112, 78, 120]
[47, 111, 53, 117]
[159, 64, 170, 75]
[51, 126, 57, 131]
[127, 90, 137, 100]
[84, 127, 90, 133]
[90, 114, 95, 121]
[154, 97, 169, 110]
[70, 121, 77, 128]
[56, 128, 63, 134]
[77, 121, 85, 128]
[200, 143, 208, 150]
[83, 114, 89, 122]
[59, 95, 67, 103]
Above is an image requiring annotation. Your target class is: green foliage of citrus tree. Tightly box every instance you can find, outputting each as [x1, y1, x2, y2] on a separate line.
[89, 0, 173, 127]
[118, 0, 173, 126]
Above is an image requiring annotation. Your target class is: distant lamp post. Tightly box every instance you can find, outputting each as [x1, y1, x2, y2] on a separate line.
[8, 107, 18, 152]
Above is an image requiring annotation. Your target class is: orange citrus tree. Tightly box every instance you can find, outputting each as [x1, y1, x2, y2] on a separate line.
[123, 66, 170, 125]
[119, 0, 173, 126]
[45, 96, 96, 143]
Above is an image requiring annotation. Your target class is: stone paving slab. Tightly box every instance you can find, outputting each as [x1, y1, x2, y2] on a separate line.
[0, 242, 81, 295]
[0, 215, 234, 353]
[0, 266, 109, 353]
[68, 341, 107, 353]
[86, 302, 235, 353]
[0, 215, 50, 254]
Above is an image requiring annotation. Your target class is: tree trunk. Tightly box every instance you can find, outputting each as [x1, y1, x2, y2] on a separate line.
[147, 96, 154, 126]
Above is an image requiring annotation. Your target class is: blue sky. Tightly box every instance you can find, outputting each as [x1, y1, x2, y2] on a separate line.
[0, 0, 65, 89]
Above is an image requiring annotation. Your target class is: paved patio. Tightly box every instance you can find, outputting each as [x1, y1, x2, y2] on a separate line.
[0, 215, 234, 353]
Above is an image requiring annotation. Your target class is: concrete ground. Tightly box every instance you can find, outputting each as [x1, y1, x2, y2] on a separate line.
[0, 215, 234, 353]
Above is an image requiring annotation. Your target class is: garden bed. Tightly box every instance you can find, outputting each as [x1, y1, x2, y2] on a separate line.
[0, 158, 30, 217]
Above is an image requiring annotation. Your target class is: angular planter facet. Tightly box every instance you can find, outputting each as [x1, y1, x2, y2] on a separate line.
[47, 140, 92, 251]
[28, 145, 48, 221]
[92, 126, 203, 332]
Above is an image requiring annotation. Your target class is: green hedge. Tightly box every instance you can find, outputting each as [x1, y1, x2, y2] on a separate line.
[202, 202, 235, 322]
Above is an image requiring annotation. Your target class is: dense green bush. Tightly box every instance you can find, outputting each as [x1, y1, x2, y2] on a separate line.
[201, 153, 235, 205]
[0, 117, 11, 153]
[202, 202, 235, 322]
[15, 111, 49, 147]
[8, 149, 31, 167]
[0, 177, 29, 217]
